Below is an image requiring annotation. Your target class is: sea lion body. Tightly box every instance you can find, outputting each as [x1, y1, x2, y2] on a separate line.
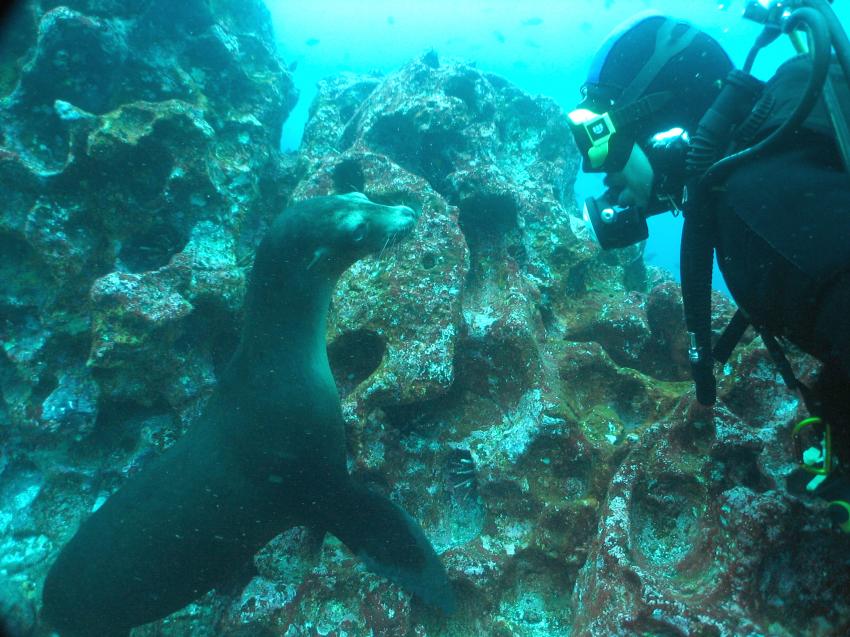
[42, 193, 454, 636]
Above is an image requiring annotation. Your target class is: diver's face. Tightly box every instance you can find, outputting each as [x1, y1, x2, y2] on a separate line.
[604, 143, 654, 209]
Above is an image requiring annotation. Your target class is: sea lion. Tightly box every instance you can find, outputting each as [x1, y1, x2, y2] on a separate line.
[42, 192, 455, 636]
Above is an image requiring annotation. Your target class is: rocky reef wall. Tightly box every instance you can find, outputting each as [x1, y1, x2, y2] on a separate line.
[1, 2, 848, 636]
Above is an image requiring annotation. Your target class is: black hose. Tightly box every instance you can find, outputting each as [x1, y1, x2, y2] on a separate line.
[679, 68, 763, 404]
[744, 42, 761, 74]
[804, 0, 850, 174]
[699, 6, 832, 189]
[680, 211, 717, 405]
[686, 70, 765, 177]
[805, 0, 850, 83]
[744, 23, 784, 74]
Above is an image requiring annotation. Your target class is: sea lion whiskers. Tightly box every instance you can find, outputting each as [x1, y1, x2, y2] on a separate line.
[376, 233, 392, 262]
[306, 247, 329, 271]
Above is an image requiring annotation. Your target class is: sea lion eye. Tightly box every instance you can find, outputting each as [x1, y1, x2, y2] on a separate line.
[351, 221, 368, 242]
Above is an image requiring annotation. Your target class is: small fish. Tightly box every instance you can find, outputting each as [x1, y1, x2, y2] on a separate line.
[387, 15, 395, 25]
[305, 37, 320, 46]
[493, 30, 506, 43]
[580, 21, 593, 34]
[522, 17, 543, 26]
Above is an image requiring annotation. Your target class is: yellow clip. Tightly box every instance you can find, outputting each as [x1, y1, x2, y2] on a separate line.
[789, 29, 808, 55]
[792, 416, 832, 475]
[828, 500, 850, 534]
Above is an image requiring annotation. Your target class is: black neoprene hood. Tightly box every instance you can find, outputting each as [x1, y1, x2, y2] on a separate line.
[579, 12, 734, 140]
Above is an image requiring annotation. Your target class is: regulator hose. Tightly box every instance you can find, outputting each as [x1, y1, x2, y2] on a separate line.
[680, 207, 717, 405]
[805, 0, 850, 84]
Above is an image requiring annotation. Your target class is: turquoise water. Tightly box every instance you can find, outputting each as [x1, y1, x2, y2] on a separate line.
[264, 0, 850, 292]
[6, 2, 850, 634]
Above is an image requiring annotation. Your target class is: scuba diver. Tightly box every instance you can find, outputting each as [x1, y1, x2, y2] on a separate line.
[567, 0, 850, 532]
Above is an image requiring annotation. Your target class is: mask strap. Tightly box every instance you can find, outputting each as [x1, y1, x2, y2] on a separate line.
[612, 91, 674, 128]
[620, 20, 699, 105]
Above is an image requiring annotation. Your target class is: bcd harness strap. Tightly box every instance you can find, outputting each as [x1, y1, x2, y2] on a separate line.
[711, 308, 819, 414]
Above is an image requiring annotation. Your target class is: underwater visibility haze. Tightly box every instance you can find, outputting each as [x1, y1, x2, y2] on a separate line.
[2, 0, 850, 636]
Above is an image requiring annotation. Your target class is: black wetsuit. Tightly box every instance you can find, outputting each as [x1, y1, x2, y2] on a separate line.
[715, 138, 850, 376]
[711, 56, 850, 444]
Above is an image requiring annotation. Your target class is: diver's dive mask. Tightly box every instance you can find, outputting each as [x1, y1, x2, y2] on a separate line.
[568, 108, 629, 173]
[567, 90, 674, 173]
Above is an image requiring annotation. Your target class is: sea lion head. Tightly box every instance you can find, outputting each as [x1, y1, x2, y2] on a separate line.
[320, 191, 418, 260]
[260, 192, 418, 277]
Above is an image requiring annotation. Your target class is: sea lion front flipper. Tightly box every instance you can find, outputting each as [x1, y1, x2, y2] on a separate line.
[318, 482, 455, 614]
